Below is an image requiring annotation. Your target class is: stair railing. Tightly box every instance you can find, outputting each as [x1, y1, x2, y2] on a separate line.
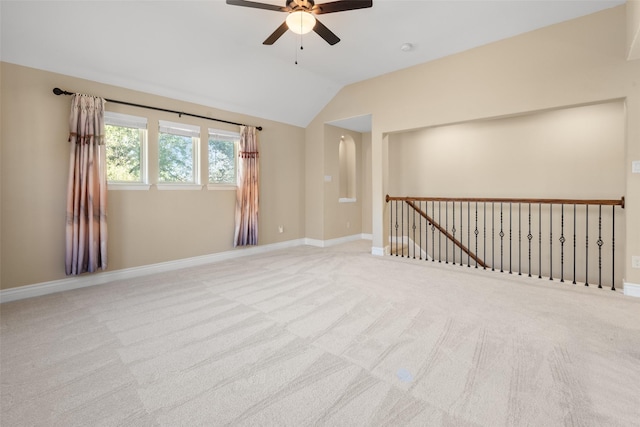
[386, 195, 625, 290]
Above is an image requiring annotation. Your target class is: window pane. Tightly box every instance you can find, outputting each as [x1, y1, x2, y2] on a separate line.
[208, 138, 236, 184]
[105, 124, 142, 182]
[159, 133, 194, 183]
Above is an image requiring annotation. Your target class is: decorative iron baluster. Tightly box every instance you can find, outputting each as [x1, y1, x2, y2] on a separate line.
[492, 202, 495, 272]
[412, 201, 416, 259]
[406, 200, 410, 258]
[418, 201, 422, 260]
[500, 203, 504, 273]
[401, 200, 404, 257]
[559, 204, 565, 283]
[467, 202, 471, 267]
[585, 205, 589, 286]
[451, 202, 456, 265]
[549, 204, 553, 281]
[475, 202, 479, 269]
[394, 200, 399, 257]
[484, 202, 487, 270]
[527, 203, 532, 278]
[597, 205, 603, 289]
[611, 205, 616, 291]
[517, 203, 521, 275]
[432, 201, 436, 262]
[446, 202, 449, 264]
[438, 201, 442, 263]
[538, 203, 542, 279]
[509, 202, 513, 274]
[573, 204, 577, 285]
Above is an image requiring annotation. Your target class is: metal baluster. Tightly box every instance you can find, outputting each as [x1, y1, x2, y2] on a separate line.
[406, 200, 410, 258]
[438, 201, 442, 263]
[585, 205, 589, 286]
[475, 202, 479, 269]
[518, 203, 521, 275]
[432, 201, 436, 262]
[597, 205, 603, 289]
[559, 204, 565, 283]
[573, 204, 576, 285]
[484, 202, 487, 270]
[394, 200, 399, 257]
[401, 201, 404, 257]
[538, 203, 542, 279]
[611, 205, 616, 291]
[509, 202, 513, 274]
[412, 201, 416, 259]
[527, 203, 532, 277]
[460, 201, 464, 266]
[500, 203, 504, 273]
[467, 202, 471, 267]
[452, 202, 456, 265]
[549, 204, 553, 281]
[446, 202, 449, 264]
[492, 202, 495, 272]
[419, 201, 422, 260]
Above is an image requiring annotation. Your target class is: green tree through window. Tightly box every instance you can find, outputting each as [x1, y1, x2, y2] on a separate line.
[158, 133, 194, 182]
[105, 124, 142, 182]
[208, 138, 236, 184]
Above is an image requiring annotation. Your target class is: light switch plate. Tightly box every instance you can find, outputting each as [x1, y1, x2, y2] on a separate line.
[632, 161, 640, 174]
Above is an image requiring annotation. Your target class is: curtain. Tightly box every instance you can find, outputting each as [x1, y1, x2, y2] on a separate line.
[234, 126, 259, 246]
[65, 94, 108, 275]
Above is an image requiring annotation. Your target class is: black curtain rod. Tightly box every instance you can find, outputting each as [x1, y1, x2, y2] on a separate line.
[52, 88, 262, 131]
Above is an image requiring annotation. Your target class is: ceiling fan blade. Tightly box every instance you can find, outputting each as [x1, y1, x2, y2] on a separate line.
[226, 0, 287, 12]
[263, 21, 289, 45]
[313, 19, 340, 45]
[312, 0, 372, 15]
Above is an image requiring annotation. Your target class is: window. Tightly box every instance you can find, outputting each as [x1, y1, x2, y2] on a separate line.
[158, 120, 200, 184]
[104, 112, 147, 184]
[208, 129, 239, 185]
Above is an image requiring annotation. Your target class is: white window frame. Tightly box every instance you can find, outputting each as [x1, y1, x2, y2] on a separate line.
[207, 128, 239, 190]
[104, 111, 150, 191]
[157, 120, 202, 190]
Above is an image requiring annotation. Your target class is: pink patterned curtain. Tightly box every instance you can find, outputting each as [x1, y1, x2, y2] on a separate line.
[65, 94, 108, 275]
[234, 126, 259, 246]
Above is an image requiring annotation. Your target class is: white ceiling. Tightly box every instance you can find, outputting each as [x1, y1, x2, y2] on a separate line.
[0, 0, 625, 130]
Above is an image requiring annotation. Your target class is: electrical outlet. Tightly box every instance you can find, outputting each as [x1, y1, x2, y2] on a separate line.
[632, 256, 640, 269]
[278, 225, 284, 234]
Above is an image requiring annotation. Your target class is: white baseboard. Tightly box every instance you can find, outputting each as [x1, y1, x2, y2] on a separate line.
[305, 233, 371, 248]
[0, 236, 375, 303]
[623, 281, 640, 297]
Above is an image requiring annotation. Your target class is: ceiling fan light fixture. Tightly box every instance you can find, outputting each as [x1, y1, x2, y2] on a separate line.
[286, 11, 316, 34]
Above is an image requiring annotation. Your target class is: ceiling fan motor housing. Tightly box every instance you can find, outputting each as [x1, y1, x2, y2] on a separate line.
[287, 0, 315, 12]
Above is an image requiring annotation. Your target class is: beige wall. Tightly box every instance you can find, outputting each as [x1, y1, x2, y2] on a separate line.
[388, 101, 625, 199]
[306, 5, 640, 284]
[0, 63, 305, 290]
[628, 0, 640, 60]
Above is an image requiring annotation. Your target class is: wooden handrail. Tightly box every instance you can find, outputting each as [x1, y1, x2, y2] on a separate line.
[405, 200, 487, 268]
[386, 195, 625, 208]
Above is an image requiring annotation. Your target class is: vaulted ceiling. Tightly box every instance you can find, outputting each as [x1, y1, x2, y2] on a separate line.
[0, 0, 625, 129]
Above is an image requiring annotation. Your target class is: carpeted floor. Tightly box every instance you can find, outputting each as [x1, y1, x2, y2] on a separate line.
[2, 240, 639, 426]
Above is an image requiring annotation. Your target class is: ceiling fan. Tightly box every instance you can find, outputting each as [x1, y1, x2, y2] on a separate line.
[226, 0, 373, 46]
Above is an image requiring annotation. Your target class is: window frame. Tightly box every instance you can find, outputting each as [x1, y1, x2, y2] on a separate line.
[207, 128, 239, 190]
[104, 111, 150, 191]
[156, 120, 201, 189]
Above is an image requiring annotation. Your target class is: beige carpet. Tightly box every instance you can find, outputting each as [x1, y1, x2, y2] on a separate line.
[2, 240, 639, 426]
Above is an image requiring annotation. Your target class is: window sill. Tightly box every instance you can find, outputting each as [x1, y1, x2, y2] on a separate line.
[156, 184, 203, 191]
[339, 198, 357, 203]
[108, 183, 151, 191]
[207, 184, 237, 191]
